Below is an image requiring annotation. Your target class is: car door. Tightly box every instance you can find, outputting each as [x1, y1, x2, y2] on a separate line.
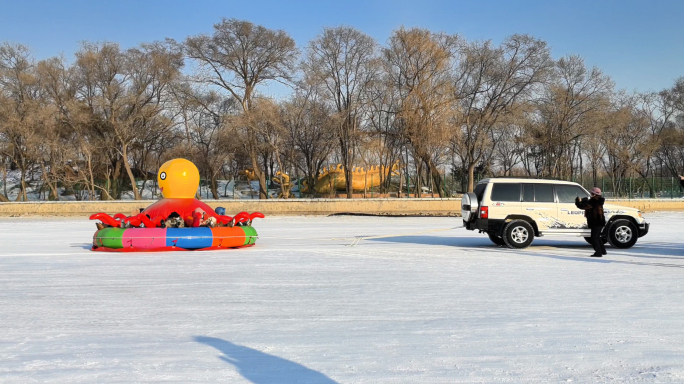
[555, 184, 591, 230]
[521, 183, 557, 231]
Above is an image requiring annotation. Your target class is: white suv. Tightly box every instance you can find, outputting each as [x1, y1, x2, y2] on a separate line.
[461, 178, 650, 249]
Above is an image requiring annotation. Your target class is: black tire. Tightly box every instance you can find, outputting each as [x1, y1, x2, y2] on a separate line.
[503, 220, 535, 249]
[607, 219, 638, 249]
[584, 237, 608, 245]
[488, 232, 506, 246]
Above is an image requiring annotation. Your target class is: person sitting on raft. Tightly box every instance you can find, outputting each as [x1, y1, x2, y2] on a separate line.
[97, 208, 222, 229]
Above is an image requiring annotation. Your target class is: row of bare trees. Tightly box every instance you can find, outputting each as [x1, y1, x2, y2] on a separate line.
[1, 18, 683, 201]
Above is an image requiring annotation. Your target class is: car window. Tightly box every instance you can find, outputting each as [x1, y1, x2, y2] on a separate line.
[522, 184, 535, 202]
[474, 183, 487, 202]
[534, 184, 555, 203]
[556, 184, 589, 203]
[490, 183, 521, 202]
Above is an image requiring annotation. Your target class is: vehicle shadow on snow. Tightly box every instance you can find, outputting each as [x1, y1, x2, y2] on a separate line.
[194, 336, 338, 384]
[368, 235, 494, 248]
[370, 237, 684, 268]
[612, 243, 684, 259]
[533, 240, 684, 261]
[505, 240, 684, 269]
[523, 251, 684, 269]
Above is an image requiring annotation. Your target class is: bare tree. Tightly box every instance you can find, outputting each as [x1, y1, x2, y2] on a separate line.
[0, 43, 40, 201]
[383, 27, 457, 197]
[185, 18, 298, 199]
[529, 55, 613, 179]
[600, 94, 651, 194]
[365, 67, 404, 193]
[73, 41, 183, 200]
[174, 83, 240, 199]
[653, 78, 684, 178]
[282, 85, 335, 195]
[453, 34, 552, 191]
[303, 26, 378, 198]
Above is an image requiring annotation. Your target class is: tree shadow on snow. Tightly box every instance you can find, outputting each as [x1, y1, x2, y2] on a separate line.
[194, 336, 338, 384]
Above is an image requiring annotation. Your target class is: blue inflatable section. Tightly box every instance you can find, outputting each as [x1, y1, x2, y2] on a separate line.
[165, 227, 213, 249]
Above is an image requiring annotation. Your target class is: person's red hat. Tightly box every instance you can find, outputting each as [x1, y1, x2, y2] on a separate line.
[590, 187, 602, 196]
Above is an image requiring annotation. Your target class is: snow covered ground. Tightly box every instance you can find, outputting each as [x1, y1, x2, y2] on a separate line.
[1, 213, 684, 383]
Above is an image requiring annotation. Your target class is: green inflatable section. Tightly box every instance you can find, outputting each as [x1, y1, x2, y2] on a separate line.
[241, 226, 258, 245]
[94, 227, 125, 248]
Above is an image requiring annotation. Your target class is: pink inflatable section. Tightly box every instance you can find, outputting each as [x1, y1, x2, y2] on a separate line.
[122, 228, 167, 249]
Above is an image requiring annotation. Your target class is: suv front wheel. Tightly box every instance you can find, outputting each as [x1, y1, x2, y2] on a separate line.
[503, 220, 534, 249]
[607, 219, 638, 249]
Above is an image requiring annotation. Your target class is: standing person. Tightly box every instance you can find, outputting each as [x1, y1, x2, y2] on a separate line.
[575, 187, 607, 257]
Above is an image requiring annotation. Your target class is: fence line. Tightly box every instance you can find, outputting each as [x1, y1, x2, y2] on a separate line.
[2, 173, 683, 201]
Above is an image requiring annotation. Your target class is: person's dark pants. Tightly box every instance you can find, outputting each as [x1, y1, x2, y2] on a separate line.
[591, 225, 606, 255]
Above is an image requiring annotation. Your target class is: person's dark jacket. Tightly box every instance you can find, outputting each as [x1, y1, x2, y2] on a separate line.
[575, 196, 606, 228]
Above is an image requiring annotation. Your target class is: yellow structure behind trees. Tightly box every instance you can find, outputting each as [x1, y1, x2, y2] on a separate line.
[302, 162, 401, 194]
[239, 162, 401, 195]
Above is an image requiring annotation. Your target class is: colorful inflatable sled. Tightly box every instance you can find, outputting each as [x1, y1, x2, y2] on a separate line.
[90, 158, 263, 252]
[92, 225, 257, 252]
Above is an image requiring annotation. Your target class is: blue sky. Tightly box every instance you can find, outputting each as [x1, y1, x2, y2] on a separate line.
[0, 0, 682, 94]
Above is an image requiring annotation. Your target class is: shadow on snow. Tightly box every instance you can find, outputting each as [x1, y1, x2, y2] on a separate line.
[194, 336, 338, 384]
[367, 235, 684, 269]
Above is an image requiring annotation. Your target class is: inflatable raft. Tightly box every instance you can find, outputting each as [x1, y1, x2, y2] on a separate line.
[92, 225, 258, 252]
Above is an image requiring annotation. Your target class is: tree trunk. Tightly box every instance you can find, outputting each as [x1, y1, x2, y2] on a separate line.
[273, 149, 289, 199]
[428, 162, 443, 198]
[0, 158, 8, 201]
[112, 157, 122, 199]
[415, 159, 422, 198]
[249, 147, 268, 199]
[16, 167, 27, 201]
[40, 163, 60, 201]
[87, 154, 97, 201]
[417, 152, 445, 198]
[2, 160, 7, 197]
[210, 174, 220, 200]
[467, 162, 477, 193]
[122, 144, 141, 200]
[345, 166, 353, 198]
[398, 169, 403, 197]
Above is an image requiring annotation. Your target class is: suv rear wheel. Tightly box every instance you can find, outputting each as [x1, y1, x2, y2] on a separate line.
[607, 219, 638, 249]
[488, 232, 506, 246]
[503, 220, 534, 249]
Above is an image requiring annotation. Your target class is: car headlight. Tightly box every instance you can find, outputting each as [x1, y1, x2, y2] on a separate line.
[637, 211, 645, 221]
